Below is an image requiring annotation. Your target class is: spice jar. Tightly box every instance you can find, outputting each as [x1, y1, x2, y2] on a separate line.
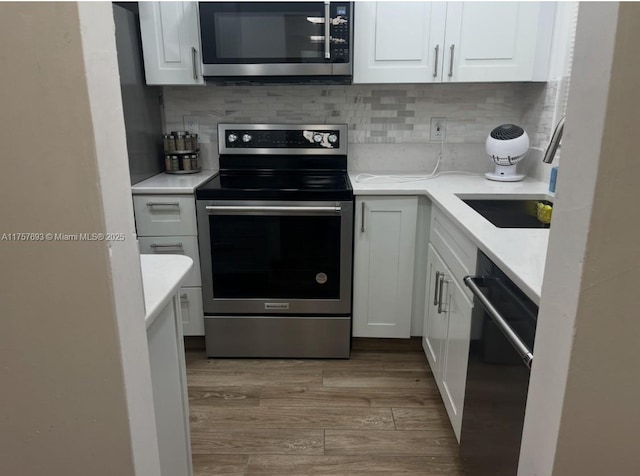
[185, 134, 195, 151]
[190, 133, 198, 150]
[182, 155, 192, 171]
[170, 155, 179, 171]
[165, 155, 172, 171]
[163, 134, 176, 153]
[191, 154, 199, 170]
[173, 131, 186, 151]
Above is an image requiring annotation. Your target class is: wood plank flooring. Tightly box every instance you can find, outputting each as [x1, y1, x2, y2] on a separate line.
[186, 345, 464, 475]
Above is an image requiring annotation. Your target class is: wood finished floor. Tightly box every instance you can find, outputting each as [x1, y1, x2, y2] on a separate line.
[186, 342, 464, 476]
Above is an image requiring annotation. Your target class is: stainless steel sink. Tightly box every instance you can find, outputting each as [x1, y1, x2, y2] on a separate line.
[461, 199, 552, 229]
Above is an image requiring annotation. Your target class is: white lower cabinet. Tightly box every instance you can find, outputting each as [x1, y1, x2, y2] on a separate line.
[353, 196, 418, 338]
[146, 295, 193, 476]
[134, 193, 205, 336]
[423, 243, 473, 441]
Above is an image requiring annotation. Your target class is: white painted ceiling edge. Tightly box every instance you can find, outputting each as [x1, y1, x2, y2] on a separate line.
[77, 3, 161, 476]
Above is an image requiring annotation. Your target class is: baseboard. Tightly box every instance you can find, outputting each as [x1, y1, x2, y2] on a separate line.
[184, 336, 206, 351]
[352, 337, 423, 352]
[186, 336, 423, 353]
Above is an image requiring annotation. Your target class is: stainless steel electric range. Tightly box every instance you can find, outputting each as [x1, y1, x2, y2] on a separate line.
[196, 124, 353, 358]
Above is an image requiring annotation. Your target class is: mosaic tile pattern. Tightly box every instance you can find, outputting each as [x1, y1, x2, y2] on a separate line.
[162, 82, 560, 173]
[163, 83, 546, 145]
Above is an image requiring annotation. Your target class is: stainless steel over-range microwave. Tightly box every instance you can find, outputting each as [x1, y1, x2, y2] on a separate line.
[198, 2, 353, 80]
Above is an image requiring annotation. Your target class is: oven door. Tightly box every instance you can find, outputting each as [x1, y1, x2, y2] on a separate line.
[197, 200, 353, 315]
[198, 2, 352, 77]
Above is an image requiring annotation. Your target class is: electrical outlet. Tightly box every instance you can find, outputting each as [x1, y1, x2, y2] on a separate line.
[183, 115, 199, 135]
[430, 117, 447, 142]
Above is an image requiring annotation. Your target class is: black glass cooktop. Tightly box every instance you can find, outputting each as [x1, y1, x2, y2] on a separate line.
[196, 172, 353, 200]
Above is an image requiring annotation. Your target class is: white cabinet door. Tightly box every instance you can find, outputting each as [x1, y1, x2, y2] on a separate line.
[439, 270, 473, 441]
[139, 2, 204, 85]
[422, 243, 473, 441]
[353, 2, 447, 83]
[353, 196, 418, 338]
[422, 244, 448, 380]
[443, 2, 550, 82]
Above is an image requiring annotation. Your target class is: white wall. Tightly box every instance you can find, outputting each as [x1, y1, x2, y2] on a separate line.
[520, 2, 640, 474]
[0, 3, 160, 475]
[78, 4, 162, 475]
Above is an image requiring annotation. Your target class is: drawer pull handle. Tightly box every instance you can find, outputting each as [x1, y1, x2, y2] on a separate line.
[180, 293, 188, 301]
[150, 242, 183, 250]
[146, 202, 180, 208]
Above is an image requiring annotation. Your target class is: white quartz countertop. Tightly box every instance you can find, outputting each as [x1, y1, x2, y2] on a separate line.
[349, 173, 553, 304]
[140, 254, 194, 327]
[132, 170, 217, 194]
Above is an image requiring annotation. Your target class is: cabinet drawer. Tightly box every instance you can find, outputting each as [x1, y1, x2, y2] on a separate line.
[430, 207, 477, 295]
[138, 235, 201, 287]
[179, 287, 204, 336]
[133, 195, 197, 237]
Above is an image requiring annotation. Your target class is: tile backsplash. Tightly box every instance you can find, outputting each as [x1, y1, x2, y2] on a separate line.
[163, 82, 555, 174]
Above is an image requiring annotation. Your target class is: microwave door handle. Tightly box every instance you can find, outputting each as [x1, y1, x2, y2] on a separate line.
[464, 276, 534, 369]
[324, 1, 331, 59]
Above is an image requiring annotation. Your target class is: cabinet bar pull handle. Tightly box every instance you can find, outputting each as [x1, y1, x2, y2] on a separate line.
[437, 274, 446, 314]
[433, 44, 439, 77]
[180, 293, 188, 301]
[146, 202, 180, 207]
[150, 242, 183, 249]
[448, 44, 455, 77]
[433, 271, 441, 305]
[324, 1, 331, 59]
[360, 201, 365, 232]
[192, 47, 198, 80]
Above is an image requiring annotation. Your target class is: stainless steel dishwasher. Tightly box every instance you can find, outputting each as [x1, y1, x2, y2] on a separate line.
[460, 251, 538, 476]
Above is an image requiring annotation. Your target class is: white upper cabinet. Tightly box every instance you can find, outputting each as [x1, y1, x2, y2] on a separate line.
[354, 2, 446, 83]
[354, 1, 555, 83]
[139, 2, 204, 85]
[443, 2, 552, 82]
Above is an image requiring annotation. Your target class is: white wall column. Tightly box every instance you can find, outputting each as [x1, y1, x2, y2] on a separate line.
[519, 3, 640, 474]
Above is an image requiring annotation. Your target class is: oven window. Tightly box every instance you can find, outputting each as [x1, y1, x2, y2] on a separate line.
[210, 215, 341, 299]
[200, 2, 328, 64]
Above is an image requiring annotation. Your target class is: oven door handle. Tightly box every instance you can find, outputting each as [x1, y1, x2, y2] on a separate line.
[205, 205, 342, 214]
[464, 276, 534, 369]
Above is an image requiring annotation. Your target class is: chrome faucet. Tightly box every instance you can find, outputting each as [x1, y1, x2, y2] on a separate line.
[542, 117, 565, 163]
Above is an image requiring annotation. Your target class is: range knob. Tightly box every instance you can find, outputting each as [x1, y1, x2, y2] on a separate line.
[328, 134, 338, 144]
[228, 133, 238, 143]
[313, 133, 323, 143]
[242, 133, 252, 143]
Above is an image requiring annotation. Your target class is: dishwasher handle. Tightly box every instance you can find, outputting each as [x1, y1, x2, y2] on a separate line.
[464, 276, 534, 369]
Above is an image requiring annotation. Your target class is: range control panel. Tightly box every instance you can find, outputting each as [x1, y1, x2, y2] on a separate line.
[219, 124, 347, 155]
